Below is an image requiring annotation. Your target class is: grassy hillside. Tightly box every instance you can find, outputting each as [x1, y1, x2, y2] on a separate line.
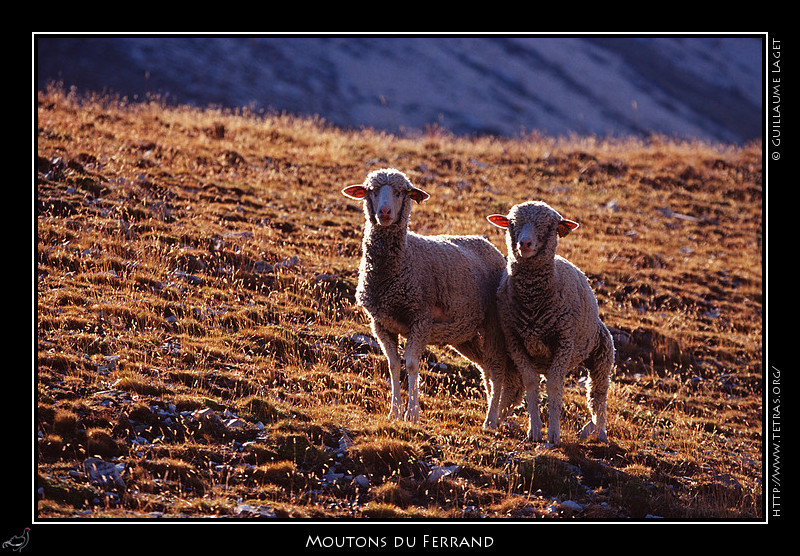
[36, 86, 763, 520]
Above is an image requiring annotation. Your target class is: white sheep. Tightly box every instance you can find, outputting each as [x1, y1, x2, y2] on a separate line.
[487, 200, 614, 445]
[342, 168, 522, 427]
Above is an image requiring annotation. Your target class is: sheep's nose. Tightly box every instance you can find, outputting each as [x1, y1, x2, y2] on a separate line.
[377, 206, 394, 225]
[518, 237, 535, 258]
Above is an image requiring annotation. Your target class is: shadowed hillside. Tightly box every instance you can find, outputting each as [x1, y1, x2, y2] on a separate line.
[36, 36, 763, 144]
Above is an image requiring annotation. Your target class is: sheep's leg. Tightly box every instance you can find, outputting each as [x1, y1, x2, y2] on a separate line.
[454, 340, 501, 429]
[482, 373, 503, 430]
[503, 329, 543, 441]
[373, 325, 402, 420]
[578, 370, 609, 442]
[478, 347, 503, 430]
[580, 331, 614, 442]
[403, 323, 431, 423]
[498, 363, 524, 420]
[404, 353, 421, 423]
[521, 369, 543, 442]
[545, 374, 565, 445]
[479, 315, 511, 430]
[544, 347, 573, 446]
[388, 356, 404, 420]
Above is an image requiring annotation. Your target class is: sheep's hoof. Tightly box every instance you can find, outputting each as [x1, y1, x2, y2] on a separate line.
[546, 432, 561, 446]
[527, 429, 543, 443]
[482, 419, 498, 430]
[579, 422, 608, 442]
[579, 422, 595, 440]
[388, 407, 402, 420]
[403, 410, 420, 424]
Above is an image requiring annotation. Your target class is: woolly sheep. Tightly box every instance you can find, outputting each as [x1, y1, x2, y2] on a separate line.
[487, 200, 614, 445]
[342, 168, 522, 427]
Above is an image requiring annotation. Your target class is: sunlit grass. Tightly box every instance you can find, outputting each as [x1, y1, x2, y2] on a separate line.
[37, 85, 762, 520]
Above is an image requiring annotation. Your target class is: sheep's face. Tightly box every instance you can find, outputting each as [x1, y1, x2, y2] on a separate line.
[342, 169, 429, 227]
[487, 201, 578, 261]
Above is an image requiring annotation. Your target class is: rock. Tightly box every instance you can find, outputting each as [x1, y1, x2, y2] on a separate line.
[234, 503, 277, 518]
[353, 474, 370, 488]
[686, 376, 704, 390]
[193, 408, 221, 423]
[428, 464, 460, 482]
[341, 334, 381, 354]
[192, 407, 228, 437]
[253, 257, 300, 274]
[338, 432, 354, 451]
[82, 457, 125, 489]
[323, 470, 345, 485]
[463, 505, 483, 518]
[560, 500, 584, 512]
[608, 327, 633, 348]
[102, 355, 120, 371]
[223, 418, 249, 430]
[275, 256, 300, 270]
[254, 260, 274, 274]
[714, 472, 743, 493]
[172, 269, 203, 285]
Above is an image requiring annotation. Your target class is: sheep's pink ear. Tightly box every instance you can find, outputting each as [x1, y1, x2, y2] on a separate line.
[487, 214, 510, 229]
[409, 187, 430, 203]
[342, 184, 368, 200]
[558, 219, 579, 237]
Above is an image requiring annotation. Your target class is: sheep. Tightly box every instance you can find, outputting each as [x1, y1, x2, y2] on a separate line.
[342, 168, 522, 427]
[487, 200, 614, 445]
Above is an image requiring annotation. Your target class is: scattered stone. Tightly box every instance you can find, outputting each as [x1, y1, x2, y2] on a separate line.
[82, 457, 125, 489]
[172, 269, 203, 285]
[714, 472, 743, 493]
[560, 500, 584, 512]
[223, 418, 249, 430]
[428, 464, 460, 482]
[193, 408, 221, 424]
[102, 355, 120, 371]
[341, 333, 381, 354]
[323, 470, 345, 485]
[686, 376, 704, 390]
[338, 432, 354, 451]
[463, 505, 483, 518]
[234, 503, 277, 518]
[276, 256, 300, 270]
[253, 257, 300, 274]
[659, 207, 699, 222]
[254, 260, 274, 273]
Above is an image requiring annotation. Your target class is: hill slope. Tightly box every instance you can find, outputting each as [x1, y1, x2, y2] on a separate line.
[36, 87, 762, 521]
[36, 36, 763, 144]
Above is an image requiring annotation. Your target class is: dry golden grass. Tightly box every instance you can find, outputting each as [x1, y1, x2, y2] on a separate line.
[36, 85, 762, 520]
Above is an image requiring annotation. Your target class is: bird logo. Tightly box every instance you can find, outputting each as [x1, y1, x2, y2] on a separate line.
[2, 528, 29, 552]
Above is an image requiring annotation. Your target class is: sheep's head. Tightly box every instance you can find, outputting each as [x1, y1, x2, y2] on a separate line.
[342, 168, 429, 227]
[487, 201, 578, 261]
